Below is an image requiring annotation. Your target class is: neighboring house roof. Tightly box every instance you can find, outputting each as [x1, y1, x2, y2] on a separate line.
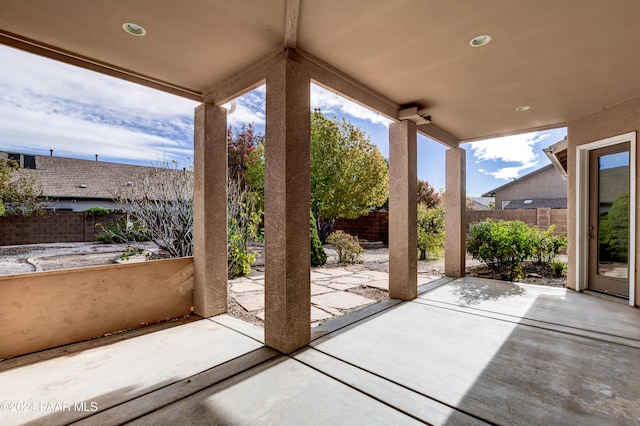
[483, 164, 558, 197]
[467, 197, 494, 211]
[2, 151, 157, 200]
[503, 198, 567, 210]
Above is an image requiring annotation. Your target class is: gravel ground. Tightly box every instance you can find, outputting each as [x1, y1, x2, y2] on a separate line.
[0, 242, 159, 275]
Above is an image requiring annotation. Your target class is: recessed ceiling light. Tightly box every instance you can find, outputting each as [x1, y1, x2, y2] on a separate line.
[469, 34, 491, 47]
[515, 106, 531, 112]
[122, 22, 147, 36]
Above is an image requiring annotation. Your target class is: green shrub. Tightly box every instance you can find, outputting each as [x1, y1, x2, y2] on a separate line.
[227, 202, 261, 279]
[417, 204, 445, 260]
[86, 207, 112, 217]
[310, 211, 327, 267]
[227, 216, 258, 279]
[466, 219, 537, 281]
[327, 230, 364, 264]
[531, 225, 567, 264]
[96, 216, 149, 244]
[549, 258, 567, 277]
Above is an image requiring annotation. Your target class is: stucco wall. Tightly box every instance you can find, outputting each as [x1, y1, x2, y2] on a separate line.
[567, 96, 640, 306]
[495, 166, 567, 209]
[0, 258, 194, 359]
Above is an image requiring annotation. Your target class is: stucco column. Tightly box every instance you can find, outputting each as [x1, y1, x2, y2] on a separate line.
[389, 120, 417, 300]
[193, 103, 228, 317]
[264, 54, 311, 353]
[445, 147, 466, 277]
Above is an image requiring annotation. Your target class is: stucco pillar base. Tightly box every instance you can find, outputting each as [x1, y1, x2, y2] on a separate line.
[193, 103, 228, 317]
[389, 120, 417, 300]
[445, 147, 466, 277]
[264, 54, 311, 354]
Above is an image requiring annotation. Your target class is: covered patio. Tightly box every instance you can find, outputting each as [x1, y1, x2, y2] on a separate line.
[2, 277, 639, 425]
[1, 1, 640, 424]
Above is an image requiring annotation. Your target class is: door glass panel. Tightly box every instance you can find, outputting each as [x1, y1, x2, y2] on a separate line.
[597, 151, 629, 279]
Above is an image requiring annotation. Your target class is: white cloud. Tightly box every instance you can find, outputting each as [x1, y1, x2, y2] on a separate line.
[224, 86, 266, 128]
[310, 84, 391, 127]
[469, 131, 551, 180]
[0, 45, 199, 120]
[487, 162, 539, 180]
[0, 45, 198, 163]
[0, 103, 191, 162]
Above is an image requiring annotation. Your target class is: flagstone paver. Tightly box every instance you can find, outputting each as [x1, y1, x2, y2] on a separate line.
[311, 306, 334, 321]
[313, 268, 352, 277]
[233, 293, 264, 312]
[311, 284, 335, 295]
[330, 275, 371, 285]
[365, 279, 389, 290]
[327, 283, 361, 291]
[228, 261, 444, 327]
[231, 282, 264, 293]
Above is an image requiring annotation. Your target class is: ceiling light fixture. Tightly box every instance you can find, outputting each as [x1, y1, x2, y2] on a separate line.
[122, 22, 147, 36]
[515, 105, 531, 112]
[469, 34, 491, 47]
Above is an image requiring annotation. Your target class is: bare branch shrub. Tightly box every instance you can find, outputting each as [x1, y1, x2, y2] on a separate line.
[113, 159, 194, 258]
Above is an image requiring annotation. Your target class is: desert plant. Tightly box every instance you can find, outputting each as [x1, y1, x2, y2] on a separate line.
[327, 230, 364, 264]
[113, 159, 194, 258]
[466, 219, 537, 281]
[96, 216, 149, 244]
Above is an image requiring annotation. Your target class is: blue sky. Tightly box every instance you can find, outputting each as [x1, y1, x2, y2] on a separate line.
[0, 44, 566, 196]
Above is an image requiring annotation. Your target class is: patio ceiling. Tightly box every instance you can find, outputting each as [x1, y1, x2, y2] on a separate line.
[1, 0, 640, 142]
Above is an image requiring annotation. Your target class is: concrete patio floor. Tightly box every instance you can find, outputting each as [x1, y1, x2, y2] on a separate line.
[1, 277, 639, 425]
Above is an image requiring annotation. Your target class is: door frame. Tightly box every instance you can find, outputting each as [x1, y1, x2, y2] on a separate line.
[575, 131, 636, 306]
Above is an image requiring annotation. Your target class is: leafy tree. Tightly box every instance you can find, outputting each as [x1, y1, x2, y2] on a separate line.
[311, 110, 389, 242]
[228, 123, 264, 189]
[417, 204, 445, 260]
[417, 179, 442, 208]
[0, 157, 44, 216]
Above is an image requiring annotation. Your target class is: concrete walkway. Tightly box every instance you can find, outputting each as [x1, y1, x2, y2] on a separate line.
[2, 277, 639, 425]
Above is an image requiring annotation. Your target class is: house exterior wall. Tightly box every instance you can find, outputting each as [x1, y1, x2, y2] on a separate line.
[567, 96, 640, 307]
[495, 166, 567, 209]
[45, 199, 119, 212]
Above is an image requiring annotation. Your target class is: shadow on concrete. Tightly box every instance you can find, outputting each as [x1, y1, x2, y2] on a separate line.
[448, 278, 525, 306]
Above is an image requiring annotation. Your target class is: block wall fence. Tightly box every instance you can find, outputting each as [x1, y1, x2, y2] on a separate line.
[0, 208, 567, 246]
[0, 211, 123, 245]
[331, 208, 568, 244]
